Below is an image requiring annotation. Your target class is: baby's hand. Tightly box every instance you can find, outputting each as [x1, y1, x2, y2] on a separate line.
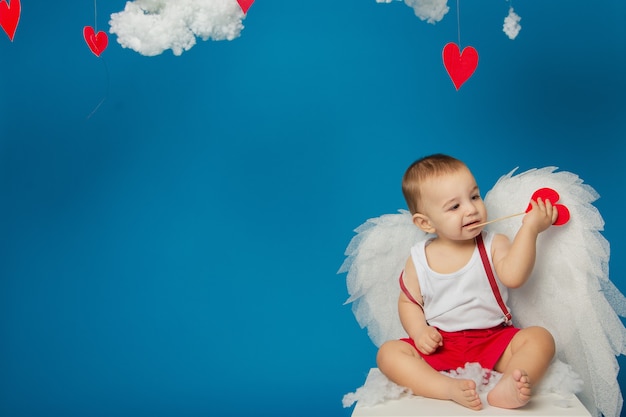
[523, 197, 558, 234]
[415, 326, 443, 355]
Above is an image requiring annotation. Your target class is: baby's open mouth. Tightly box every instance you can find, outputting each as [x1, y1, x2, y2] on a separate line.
[464, 220, 481, 229]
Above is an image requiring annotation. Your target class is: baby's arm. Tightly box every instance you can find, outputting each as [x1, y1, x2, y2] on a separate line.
[399, 257, 443, 355]
[492, 198, 558, 288]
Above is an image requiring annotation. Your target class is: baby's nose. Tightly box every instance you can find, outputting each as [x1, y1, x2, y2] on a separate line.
[466, 203, 479, 215]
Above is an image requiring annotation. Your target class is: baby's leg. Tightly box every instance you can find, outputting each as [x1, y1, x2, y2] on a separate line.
[488, 326, 555, 409]
[377, 340, 482, 411]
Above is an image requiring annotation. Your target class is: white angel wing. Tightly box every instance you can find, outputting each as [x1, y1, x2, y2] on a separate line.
[484, 167, 626, 417]
[339, 210, 427, 347]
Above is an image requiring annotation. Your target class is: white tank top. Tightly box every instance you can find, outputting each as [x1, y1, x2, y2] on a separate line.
[410, 231, 511, 332]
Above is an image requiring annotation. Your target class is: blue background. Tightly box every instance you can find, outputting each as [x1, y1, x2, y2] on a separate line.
[1, 1, 625, 416]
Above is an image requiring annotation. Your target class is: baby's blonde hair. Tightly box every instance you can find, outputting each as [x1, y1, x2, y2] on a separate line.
[402, 154, 467, 214]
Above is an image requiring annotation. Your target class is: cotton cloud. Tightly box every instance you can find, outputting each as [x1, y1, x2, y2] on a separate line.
[503, 7, 522, 40]
[376, 0, 449, 24]
[109, 0, 247, 56]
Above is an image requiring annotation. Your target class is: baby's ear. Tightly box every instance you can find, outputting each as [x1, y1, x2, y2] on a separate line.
[413, 213, 435, 234]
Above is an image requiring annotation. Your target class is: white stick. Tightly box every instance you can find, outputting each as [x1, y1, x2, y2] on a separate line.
[467, 211, 525, 230]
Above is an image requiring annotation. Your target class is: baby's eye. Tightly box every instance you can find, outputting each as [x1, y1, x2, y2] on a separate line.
[450, 204, 460, 211]
[471, 194, 481, 200]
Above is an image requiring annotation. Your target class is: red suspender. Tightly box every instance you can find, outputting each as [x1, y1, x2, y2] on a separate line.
[476, 233, 512, 323]
[399, 272, 423, 308]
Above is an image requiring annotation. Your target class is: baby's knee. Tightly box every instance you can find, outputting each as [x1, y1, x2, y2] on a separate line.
[376, 340, 409, 369]
[376, 341, 395, 367]
[526, 326, 556, 356]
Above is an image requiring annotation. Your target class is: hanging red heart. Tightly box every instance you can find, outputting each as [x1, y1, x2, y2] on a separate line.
[83, 26, 108, 57]
[525, 188, 570, 226]
[0, 0, 20, 41]
[236, 0, 254, 14]
[442, 42, 478, 90]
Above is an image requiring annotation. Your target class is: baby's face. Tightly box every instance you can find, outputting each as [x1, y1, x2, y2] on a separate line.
[418, 167, 487, 240]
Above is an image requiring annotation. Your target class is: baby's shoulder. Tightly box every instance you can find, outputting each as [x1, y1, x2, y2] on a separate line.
[489, 232, 511, 258]
[490, 232, 511, 245]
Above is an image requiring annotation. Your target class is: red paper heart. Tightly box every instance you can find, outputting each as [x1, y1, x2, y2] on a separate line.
[83, 26, 108, 57]
[528, 188, 560, 208]
[442, 42, 478, 90]
[552, 204, 570, 226]
[0, 0, 20, 41]
[525, 188, 570, 226]
[236, 0, 254, 14]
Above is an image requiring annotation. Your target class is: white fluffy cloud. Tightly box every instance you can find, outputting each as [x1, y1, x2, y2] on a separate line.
[376, 0, 449, 24]
[503, 7, 522, 40]
[109, 0, 247, 56]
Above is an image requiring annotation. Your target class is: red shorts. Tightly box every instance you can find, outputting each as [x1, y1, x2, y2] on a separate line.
[401, 324, 520, 371]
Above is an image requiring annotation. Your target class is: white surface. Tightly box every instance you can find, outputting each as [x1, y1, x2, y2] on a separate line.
[352, 395, 591, 417]
[352, 370, 591, 417]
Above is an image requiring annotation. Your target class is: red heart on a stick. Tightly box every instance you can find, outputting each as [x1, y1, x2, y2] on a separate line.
[83, 26, 108, 57]
[236, 0, 254, 14]
[0, 0, 20, 41]
[442, 42, 478, 90]
[526, 188, 570, 226]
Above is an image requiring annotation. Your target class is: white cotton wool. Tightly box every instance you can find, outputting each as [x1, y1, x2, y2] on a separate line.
[109, 0, 246, 56]
[503, 7, 522, 40]
[375, 0, 449, 24]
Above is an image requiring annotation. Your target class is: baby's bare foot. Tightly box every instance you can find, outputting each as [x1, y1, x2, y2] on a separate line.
[448, 379, 482, 411]
[487, 369, 531, 409]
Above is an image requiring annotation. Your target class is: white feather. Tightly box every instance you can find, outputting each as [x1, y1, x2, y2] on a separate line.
[339, 210, 427, 347]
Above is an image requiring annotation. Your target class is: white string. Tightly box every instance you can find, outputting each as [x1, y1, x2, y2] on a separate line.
[94, 0, 98, 32]
[456, 0, 461, 47]
[86, 0, 109, 119]
[86, 58, 109, 119]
